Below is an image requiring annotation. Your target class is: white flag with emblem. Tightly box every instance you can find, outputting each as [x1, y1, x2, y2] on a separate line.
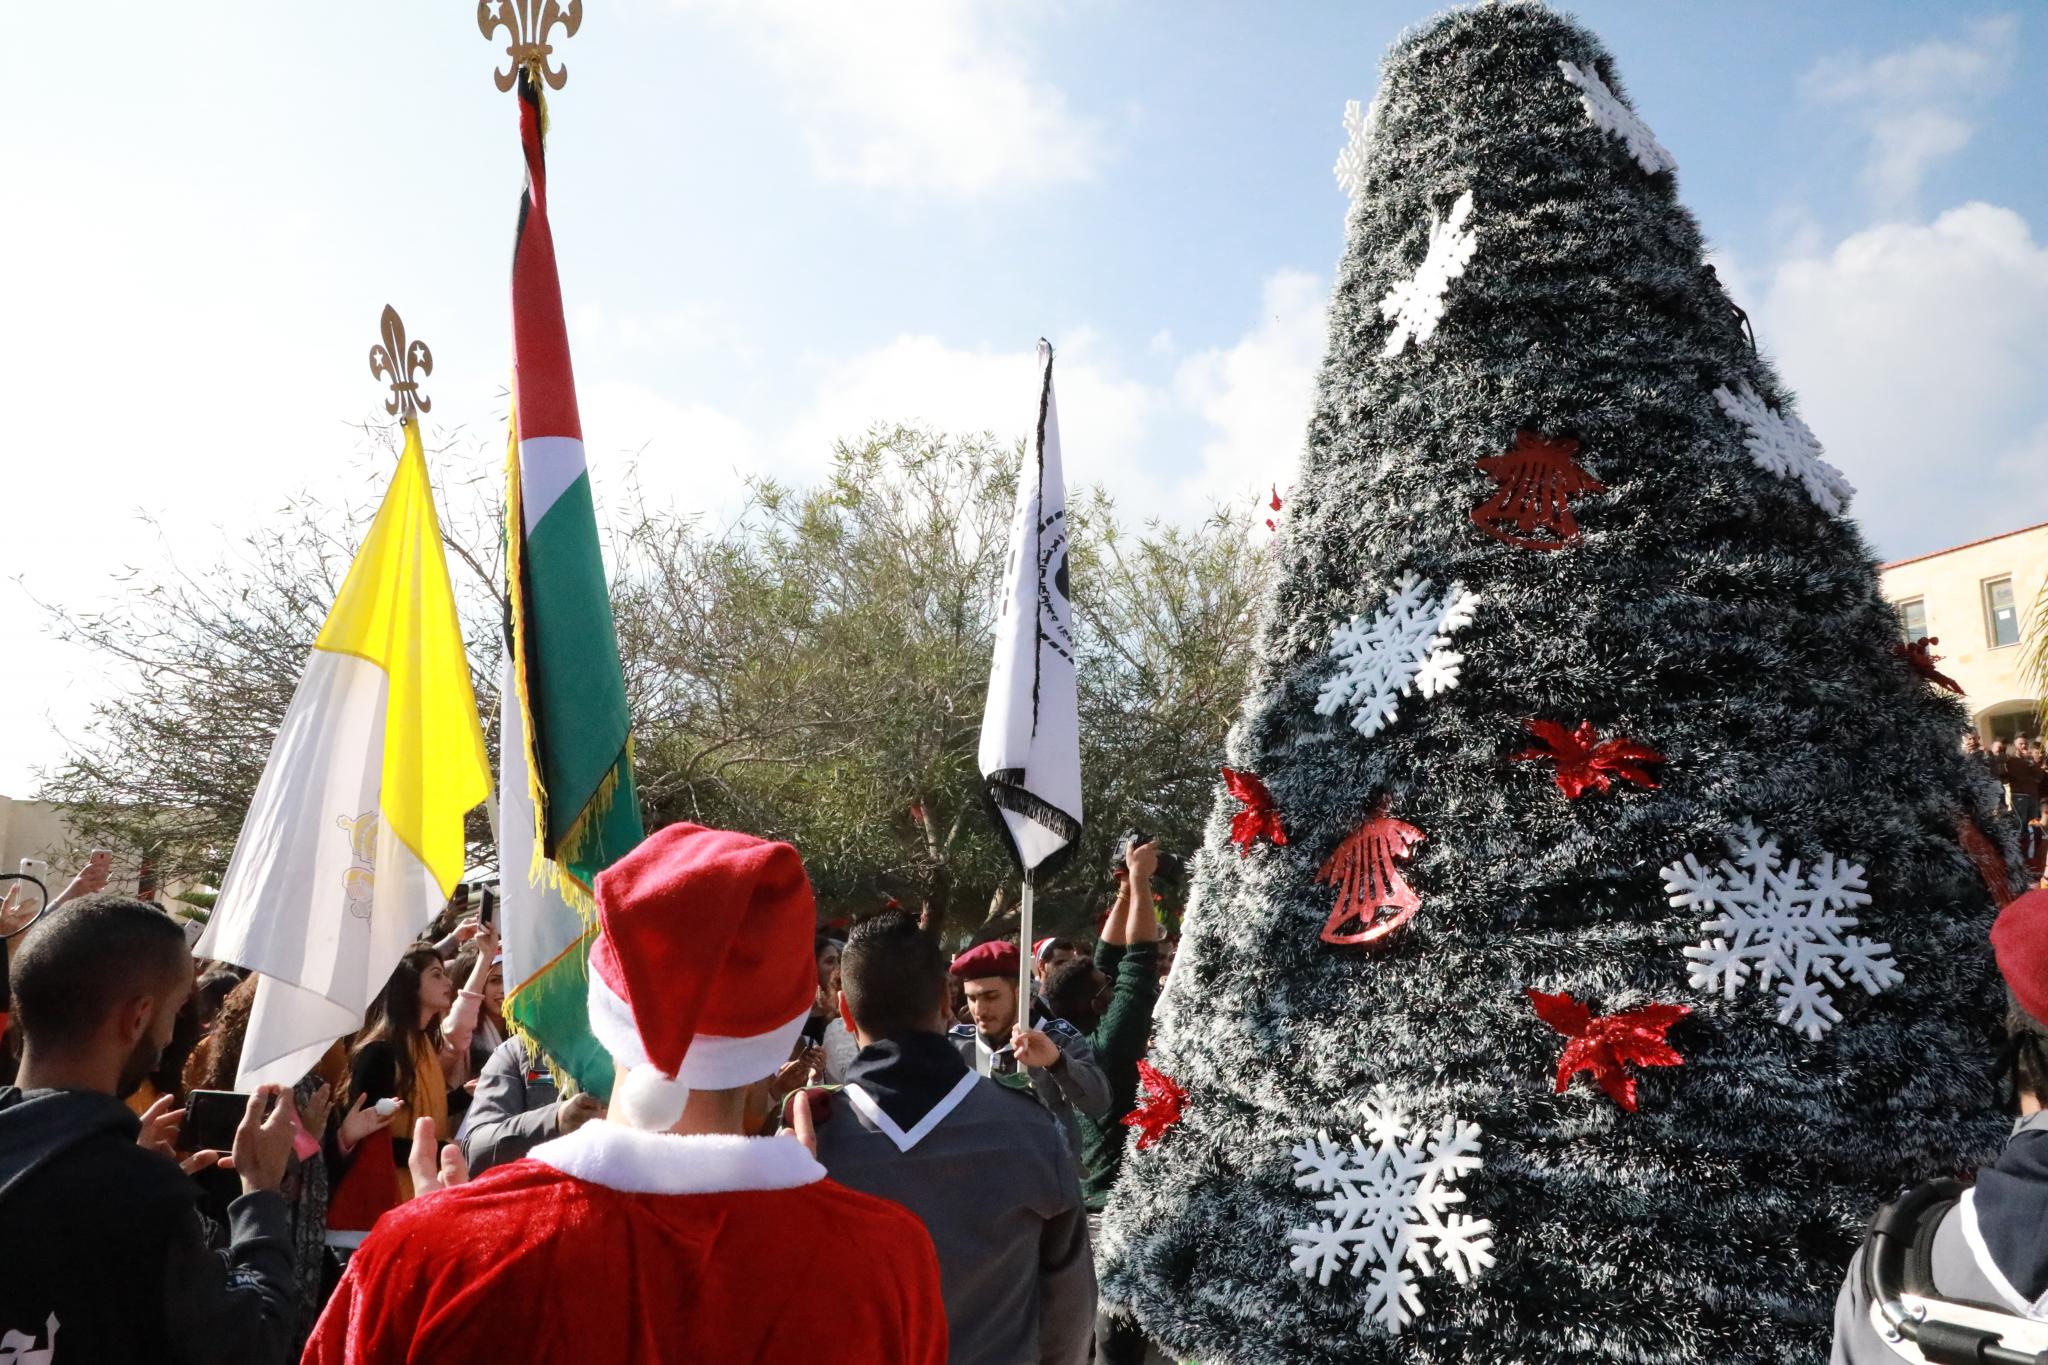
[978, 340, 1083, 873]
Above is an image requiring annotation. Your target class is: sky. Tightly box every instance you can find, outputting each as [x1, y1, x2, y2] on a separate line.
[4, 1, 2047, 795]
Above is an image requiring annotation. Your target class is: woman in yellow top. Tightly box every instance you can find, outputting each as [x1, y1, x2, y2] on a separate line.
[333, 927, 495, 1211]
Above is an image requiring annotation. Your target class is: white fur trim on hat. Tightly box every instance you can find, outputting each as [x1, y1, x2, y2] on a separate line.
[588, 966, 812, 1123]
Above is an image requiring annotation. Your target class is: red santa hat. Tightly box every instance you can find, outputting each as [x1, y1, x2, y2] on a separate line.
[1992, 887, 2048, 1028]
[588, 823, 818, 1131]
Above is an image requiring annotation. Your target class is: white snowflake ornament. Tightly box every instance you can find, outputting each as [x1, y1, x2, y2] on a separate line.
[1663, 821, 1902, 1041]
[1714, 380, 1855, 516]
[1557, 60, 1677, 176]
[1377, 190, 1477, 357]
[1334, 97, 1377, 204]
[1315, 572, 1480, 739]
[1285, 1087, 1495, 1335]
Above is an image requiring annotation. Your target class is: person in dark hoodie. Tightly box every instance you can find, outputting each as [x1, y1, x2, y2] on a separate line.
[790, 910, 1095, 1365]
[0, 892, 300, 1364]
[1831, 886, 2048, 1362]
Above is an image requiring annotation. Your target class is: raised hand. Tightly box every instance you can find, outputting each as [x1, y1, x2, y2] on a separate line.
[51, 851, 112, 910]
[408, 1117, 470, 1197]
[228, 1086, 296, 1195]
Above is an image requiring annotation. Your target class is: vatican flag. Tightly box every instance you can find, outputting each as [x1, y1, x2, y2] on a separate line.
[199, 419, 489, 1089]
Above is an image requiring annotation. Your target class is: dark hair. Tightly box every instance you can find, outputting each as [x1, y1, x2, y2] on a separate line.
[814, 933, 845, 961]
[196, 970, 241, 1012]
[2005, 998, 2048, 1109]
[185, 973, 261, 1094]
[840, 911, 945, 1040]
[1045, 958, 1102, 1023]
[11, 894, 190, 1052]
[356, 946, 444, 1105]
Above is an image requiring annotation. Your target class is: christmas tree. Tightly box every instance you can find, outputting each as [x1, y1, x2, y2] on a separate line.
[1098, 6, 2022, 1363]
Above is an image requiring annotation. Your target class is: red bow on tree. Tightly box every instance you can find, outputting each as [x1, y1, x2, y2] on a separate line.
[1470, 431, 1606, 551]
[1526, 989, 1688, 1112]
[1895, 638, 1963, 694]
[1317, 808, 1424, 945]
[1509, 719, 1664, 799]
[1223, 767, 1288, 857]
[1122, 1059, 1188, 1150]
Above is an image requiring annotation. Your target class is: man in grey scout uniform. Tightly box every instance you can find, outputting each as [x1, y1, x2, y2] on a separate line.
[1831, 887, 2048, 1363]
[947, 938, 1111, 1162]
[789, 911, 1094, 1365]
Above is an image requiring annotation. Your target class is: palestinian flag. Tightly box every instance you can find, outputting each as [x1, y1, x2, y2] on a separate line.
[499, 68, 641, 1099]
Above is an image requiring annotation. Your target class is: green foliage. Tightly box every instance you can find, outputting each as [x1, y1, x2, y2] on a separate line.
[40, 423, 1269, 947]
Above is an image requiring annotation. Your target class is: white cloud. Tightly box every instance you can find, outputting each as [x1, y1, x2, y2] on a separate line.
[676, 0, 1103, 196]
[1801, 16, 2017, 213]
[1751, 202, 2048, 559]
[1171, 270, 1328, 517]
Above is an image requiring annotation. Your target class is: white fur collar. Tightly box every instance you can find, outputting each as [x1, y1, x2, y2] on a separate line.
[529, 1121, 825, 1195]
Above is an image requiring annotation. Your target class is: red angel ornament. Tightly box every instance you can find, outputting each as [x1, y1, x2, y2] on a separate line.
[1122, 1059, 1188, 1150]
[1509, 719, 1664, 799]
[1895, 638, 1964, 694]
[1223, 767, 1288, 857]
[1526, 989, 1688, 1112]
[1316, 808, 1425, 945]
[1470, 431, 1607, 551]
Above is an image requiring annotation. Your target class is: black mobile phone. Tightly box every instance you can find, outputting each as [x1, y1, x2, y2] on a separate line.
[179, 1089, 254, 1153]
[479, 886, 497, 928]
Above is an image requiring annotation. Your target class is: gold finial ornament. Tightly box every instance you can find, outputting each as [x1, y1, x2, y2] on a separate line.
[368, 305, 433, 424]
[479, 0, 583, 92]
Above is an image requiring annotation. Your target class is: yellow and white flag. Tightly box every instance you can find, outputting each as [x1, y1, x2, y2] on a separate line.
[198, 420, 489, 1089]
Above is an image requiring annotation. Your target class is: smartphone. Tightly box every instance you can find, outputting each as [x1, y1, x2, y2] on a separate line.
[478, 886, 496, 928]
[17, 859, 48, 889]
[180, 1089, 256, 1153]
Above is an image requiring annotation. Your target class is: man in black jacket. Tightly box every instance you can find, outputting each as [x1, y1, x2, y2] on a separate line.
[0, 893, 300, 1363]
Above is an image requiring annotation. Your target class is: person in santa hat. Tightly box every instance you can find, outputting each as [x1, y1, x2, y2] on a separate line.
[1830, 887, 2048, 1362]
[304, 823, 948, 1365]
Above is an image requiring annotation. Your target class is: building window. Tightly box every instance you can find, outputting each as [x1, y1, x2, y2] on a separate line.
[1985, 577, 2020, 648]
[1898, 598, 1928, 643]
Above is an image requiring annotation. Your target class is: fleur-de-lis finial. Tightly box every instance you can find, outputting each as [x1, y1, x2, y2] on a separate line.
[479, 0, 583, 92]
[368, 305, 433, 425]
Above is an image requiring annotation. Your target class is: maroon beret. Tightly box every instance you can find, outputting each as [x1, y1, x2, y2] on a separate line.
[1992, 888, 2048, 1026]
[949, 939, 1021, 982]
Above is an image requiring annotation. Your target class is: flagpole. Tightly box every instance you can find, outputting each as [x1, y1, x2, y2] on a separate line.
[1018, 870, 1035, 1017]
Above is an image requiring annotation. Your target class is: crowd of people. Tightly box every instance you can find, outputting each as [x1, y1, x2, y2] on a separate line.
[0, 829, 1181, 1362]
[1966, 731, 2048, 869]
[3, 755, 2046, 1362]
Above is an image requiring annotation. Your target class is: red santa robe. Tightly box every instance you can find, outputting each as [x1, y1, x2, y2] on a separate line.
[304, 1120, 948, 1364]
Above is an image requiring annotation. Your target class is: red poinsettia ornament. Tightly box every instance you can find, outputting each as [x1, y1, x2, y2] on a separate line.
[1526, 988, 1688, 1112]
[1122, 1059, 1188, 1150]
[1895, 637, 1963, 694]
[1470, 430, 1606, 551]
[1223, 767, 1288, 857]
[1317, 807, 1425, 945]
[1509, 719, 1664, 799]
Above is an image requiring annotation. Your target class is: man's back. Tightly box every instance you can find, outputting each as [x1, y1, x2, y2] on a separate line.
[306, 1121, 946, 1365]
[0, 1087, 295, 1365]
[809, 1057, 1095, 1365]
